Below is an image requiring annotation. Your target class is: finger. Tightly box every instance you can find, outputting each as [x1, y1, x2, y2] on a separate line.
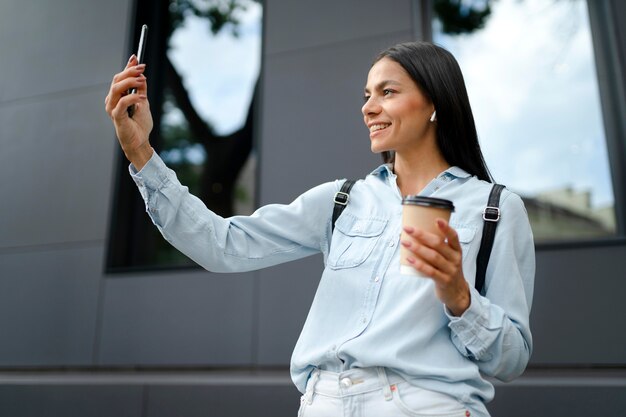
[106, 75, 147, 115]
[400, 230, 454, 274]
[111, 64, 146, 86]
[403, 226, 456, 262]
[436, 219, 462, 252]
[107, 65, 146, 113]
[133, 74, 148, 95]
[406, 255, 444, 280]
[402, 240, 456, 275]
[126, 54, 137, 70]
[111, 93, 147, 121]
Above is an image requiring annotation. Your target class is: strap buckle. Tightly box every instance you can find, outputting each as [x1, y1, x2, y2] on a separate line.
[334, 191, 349, 206]
[483, 206, 500, 222]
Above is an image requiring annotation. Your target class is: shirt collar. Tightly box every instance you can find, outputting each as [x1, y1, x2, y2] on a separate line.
[370, 163, 394, 177]
[442, 166, 472, 179]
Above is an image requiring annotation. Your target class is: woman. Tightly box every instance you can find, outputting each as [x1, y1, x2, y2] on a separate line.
[105, 41, 534, 417]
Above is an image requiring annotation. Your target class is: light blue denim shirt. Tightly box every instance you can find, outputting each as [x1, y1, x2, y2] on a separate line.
[130, 153, 535, 416]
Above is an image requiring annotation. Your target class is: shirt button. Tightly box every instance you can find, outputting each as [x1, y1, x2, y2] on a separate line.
[389, 241, 395, 247]
[374, 276, 380, 282]
[340, 378, 352, 388]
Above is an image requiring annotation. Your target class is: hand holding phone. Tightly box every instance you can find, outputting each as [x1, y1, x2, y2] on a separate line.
[127, 24, 148, 118]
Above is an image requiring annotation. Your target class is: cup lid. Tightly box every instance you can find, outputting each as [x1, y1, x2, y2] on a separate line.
[402, 195, 455, 211]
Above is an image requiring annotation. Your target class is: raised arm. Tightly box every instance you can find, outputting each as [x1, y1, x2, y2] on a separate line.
[130, 154, 339, 272]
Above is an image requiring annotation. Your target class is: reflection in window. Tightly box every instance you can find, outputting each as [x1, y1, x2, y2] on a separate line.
[432, 0, 616, 242]
[107, 0, 262, 271]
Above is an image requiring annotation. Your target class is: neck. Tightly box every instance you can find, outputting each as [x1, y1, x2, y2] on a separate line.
[394, 146, 450, 196]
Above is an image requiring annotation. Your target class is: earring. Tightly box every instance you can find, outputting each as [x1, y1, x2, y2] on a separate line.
[429, 110, 437, 122]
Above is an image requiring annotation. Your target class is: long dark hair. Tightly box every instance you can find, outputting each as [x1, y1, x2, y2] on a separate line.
[374, 42, 492, 182]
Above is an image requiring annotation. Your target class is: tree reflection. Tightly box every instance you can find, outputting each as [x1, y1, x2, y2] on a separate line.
[434, 0, 492, 34]
[160, 0, 260, 218]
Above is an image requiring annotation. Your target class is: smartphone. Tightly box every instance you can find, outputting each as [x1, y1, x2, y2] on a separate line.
[127, 24, 148, 117]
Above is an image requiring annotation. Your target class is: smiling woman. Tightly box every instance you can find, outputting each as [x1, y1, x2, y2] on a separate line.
[105, 34, 535, 415]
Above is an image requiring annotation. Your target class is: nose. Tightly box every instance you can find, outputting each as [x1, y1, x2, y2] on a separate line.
[361, 96, 381, 117]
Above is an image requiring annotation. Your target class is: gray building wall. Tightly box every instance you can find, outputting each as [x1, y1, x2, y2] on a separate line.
[0, 0, 625, 416]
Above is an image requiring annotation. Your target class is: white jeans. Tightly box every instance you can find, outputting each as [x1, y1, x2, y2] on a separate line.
[298, 367, 472, 417]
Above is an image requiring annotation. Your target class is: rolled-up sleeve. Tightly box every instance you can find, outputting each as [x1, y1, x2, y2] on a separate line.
[446, 191, 535, 382]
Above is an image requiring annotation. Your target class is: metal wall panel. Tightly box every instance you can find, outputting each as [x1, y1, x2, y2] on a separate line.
[264, 0, 413, 55]
[0, 246, 102, 366]
[0, 0, 130, 102]
[0, 0, 131, 369]
[530, 244, 626, 364]
[98, 270, 257, 366]
[0, 91, 118, 248]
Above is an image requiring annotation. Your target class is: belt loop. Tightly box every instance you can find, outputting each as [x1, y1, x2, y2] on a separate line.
[377, 367, 393, 401]
[304, 369, 320, 405]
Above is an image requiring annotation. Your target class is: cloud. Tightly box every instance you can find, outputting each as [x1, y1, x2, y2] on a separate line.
[435, 0, 614, 208]
[167, 1, 262, 135]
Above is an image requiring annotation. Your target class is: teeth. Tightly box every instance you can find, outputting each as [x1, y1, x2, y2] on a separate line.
[370, 123, 390, 132]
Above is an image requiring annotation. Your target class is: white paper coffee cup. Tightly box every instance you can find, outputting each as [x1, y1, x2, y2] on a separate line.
[400, 196, 455, 277]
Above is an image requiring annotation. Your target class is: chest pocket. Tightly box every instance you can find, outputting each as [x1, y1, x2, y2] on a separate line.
[451, 225, 478, 260]
[327, 213, 387, 269]
[456, 227, 476, 244]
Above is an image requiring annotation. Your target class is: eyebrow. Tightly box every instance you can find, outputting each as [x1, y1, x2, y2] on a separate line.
[364, 79, 402, 94]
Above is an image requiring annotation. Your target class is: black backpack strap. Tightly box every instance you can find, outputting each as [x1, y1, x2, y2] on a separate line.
[475, 184, 505, 295]
[331, 180, 356, 233]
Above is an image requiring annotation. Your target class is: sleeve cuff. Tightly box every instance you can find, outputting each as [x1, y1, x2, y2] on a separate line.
[128, 151, 172, 194]
[446, 286, 486, 322]
[445, 286, 494, 360]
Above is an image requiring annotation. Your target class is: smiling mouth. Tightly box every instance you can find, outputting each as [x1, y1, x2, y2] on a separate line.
[369, 123, 391, 133]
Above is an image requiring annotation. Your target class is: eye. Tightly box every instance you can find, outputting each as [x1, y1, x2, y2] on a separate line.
[383, 89, 394, 96]
[363, 95, 370, 103]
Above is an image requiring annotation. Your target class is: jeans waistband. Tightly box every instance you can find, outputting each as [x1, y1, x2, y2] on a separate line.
[304, 367, 405, 402]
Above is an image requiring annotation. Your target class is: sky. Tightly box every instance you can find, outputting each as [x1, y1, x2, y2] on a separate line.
[165, 0, 262, 136]
[434, 0, 615, 208]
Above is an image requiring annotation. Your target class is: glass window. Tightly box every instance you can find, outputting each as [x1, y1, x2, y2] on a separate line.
[107, 0, 262, 271]
[432, 0, 616, 242]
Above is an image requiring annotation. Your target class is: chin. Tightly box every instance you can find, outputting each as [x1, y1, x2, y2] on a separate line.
[371, 146, 391, 156]
[370, 141, 387, 155]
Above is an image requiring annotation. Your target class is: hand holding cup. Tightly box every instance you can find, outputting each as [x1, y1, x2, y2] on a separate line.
[400, 197, 470, 316]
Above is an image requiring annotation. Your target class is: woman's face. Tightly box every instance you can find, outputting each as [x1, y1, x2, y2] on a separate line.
[362, 57, 435, 155]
